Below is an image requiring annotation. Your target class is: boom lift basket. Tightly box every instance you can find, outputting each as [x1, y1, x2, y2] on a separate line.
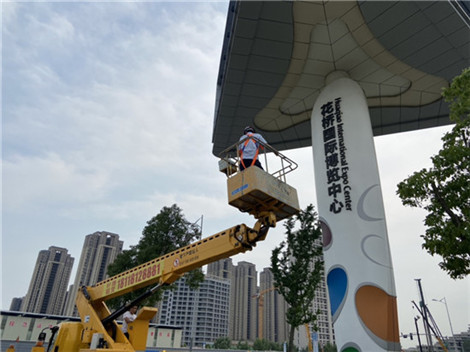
[219, 139, 300, 221]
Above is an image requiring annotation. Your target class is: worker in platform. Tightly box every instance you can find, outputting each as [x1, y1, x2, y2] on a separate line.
[122, 305, 138, 339]
[239, 126, 267, 171]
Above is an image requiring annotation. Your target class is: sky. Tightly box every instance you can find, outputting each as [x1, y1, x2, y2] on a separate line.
[2, 1, 468, 349]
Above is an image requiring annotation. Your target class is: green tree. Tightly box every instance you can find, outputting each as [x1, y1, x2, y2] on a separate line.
[256, 338, 283, 351]
[397, 68, 470, 279]
[270, 204, 324, 352]
[214, 337, 232, 349]
[107, 204, 204, 308]
[236, 341, 250, 350]
[253, 339, 271, 351]
[269, 341, 283, 351]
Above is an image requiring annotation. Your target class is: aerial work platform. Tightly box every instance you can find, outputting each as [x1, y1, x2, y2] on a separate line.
[219, 139, 300, 222]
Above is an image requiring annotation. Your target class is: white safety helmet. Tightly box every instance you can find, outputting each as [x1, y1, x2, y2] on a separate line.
[244, 126, 255, 134]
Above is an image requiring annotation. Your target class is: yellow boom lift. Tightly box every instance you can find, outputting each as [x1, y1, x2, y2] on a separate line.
[32, 139, 299, 352]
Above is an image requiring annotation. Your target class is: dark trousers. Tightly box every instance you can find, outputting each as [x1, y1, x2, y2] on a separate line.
[240, 159, 263, 171]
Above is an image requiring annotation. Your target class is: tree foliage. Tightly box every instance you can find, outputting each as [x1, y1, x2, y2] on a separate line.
[236, 340, 250, 350]
[213, 337, 232, 349]
[253, 339, 283, 351]
[270, 204, 324, 352]
[397, 68, 470, 279]
[107, 204, 204, 308]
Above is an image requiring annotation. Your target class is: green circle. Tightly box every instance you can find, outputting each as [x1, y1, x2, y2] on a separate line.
[342, 348, 359, 352]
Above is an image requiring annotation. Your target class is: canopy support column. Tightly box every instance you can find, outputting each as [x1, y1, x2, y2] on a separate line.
[311, 73, 400, 351]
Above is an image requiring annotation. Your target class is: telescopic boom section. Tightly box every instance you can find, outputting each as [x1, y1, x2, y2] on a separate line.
[87, 217, 275, 303]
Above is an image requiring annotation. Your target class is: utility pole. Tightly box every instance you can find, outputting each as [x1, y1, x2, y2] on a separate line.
[416, 279, 434, 351]
[433, 297, 458, 352]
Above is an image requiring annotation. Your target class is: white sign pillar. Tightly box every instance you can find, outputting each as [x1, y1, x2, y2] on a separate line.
[311, 72, 400, 351]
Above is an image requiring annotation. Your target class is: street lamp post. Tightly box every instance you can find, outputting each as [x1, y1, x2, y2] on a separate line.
[432, 297, 458, 352]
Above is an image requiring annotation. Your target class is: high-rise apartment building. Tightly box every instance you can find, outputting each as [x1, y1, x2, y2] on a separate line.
[259, 268, 289, 343]
[207, 257, 233, 281]
[208, 251, 334, 347]
[208, 259, 261, 343]
[9, 297, 23, 311]
[64, 231, 123, 316]
[310, 239, 335, 346]
[157, 275, 231, 347]
[207, 258, 235, 338]
[21, 246, 74, 315]
[230, 261, 257, 342]
[311, 271, 335, 345]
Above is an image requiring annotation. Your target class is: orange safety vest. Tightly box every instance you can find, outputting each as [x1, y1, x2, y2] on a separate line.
[239, 133, 263, 169]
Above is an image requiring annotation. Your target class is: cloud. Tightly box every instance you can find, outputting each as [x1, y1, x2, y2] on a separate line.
[2, 2, 231, 308]
[3, 153, 110, 212]
[3, 2, 228, 214]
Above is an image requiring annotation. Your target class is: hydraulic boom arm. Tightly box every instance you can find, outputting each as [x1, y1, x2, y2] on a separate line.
[63, 214, 276, 352]
[87, 215, 275, 304]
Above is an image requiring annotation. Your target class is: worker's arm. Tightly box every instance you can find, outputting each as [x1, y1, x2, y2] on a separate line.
[123, 312, 134, 323]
